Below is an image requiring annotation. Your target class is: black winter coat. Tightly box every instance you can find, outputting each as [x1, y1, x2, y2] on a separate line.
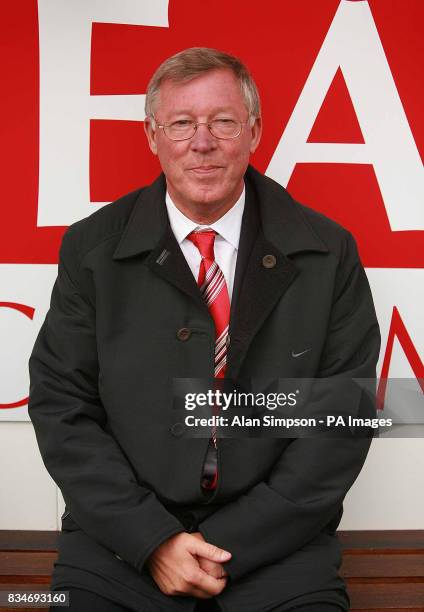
[28, 165, 380, 611]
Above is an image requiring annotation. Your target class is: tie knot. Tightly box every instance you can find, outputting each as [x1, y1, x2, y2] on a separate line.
[187, 229, 216, 260]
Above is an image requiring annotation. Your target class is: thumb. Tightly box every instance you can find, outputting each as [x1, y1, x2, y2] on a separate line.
[188, 537, 232, 563]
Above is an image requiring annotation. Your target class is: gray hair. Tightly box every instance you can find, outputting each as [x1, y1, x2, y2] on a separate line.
[145, 47, 261, 123]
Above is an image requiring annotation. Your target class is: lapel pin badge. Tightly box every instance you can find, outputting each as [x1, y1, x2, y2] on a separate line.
[156, 249, 170, 265]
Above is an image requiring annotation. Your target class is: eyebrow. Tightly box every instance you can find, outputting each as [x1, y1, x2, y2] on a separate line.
[167, 107, 236, 117]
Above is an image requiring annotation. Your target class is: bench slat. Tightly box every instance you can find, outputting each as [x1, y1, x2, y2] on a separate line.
[347, 582, 424, 609]
[341, 553, 424, 577]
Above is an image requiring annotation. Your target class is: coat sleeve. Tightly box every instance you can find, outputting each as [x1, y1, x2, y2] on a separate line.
[28, 225, 185, 573]
[198, 230, 381, 582]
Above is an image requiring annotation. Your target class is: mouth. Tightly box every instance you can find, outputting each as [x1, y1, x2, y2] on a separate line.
[188, 166, 223, 175]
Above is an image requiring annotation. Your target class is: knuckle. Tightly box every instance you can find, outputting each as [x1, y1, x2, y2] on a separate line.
[161, 584, 173, 596]
[216, 580, 227, 594]
[182, 569, 197, 585]
[167, 577, 182, 596]
[199, 560, 213, 571]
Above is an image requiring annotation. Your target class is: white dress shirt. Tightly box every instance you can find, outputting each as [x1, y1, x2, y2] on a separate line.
[165, 185, 245, 303]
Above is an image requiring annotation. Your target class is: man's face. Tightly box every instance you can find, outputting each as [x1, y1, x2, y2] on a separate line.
[144, 68, 262, 218]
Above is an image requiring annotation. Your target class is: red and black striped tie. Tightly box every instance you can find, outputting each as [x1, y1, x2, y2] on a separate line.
[187, 229, 230, 489]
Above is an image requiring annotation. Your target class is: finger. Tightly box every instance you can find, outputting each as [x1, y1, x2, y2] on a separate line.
[188, 538, 231, 563]
[198, 560, 228, 579]
[181, 564, 225, 597]
[197, 558, 220, 571]
[201, 567, 223, 579]
[188, 587, 213, 600]
[187, 577, 228, 599]
[189, 567, 226, 596]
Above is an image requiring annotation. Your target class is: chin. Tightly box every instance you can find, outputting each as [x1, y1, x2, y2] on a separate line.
[191, 189, 225, 206]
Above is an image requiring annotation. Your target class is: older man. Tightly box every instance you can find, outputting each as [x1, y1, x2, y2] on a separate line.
[29, 48, 380, 612]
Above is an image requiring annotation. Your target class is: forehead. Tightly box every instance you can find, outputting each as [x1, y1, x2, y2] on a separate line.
[156, 68, 247, 118]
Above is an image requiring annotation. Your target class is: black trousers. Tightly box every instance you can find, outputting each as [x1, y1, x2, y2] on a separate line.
[50, 587, 344, 612]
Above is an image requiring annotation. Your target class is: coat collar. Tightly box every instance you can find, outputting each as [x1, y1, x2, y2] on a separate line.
[112, 164, 329, 261]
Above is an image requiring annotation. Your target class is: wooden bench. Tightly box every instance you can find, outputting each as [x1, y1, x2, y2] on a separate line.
[0, 530, 423, 611]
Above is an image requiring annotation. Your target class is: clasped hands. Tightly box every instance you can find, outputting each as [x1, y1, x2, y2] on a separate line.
[146, 531, 231, 599]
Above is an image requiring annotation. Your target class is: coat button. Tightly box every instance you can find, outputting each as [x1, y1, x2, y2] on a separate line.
[170, 422, 185, 437]
[177, 327, 191, 341]
[262, 254, 277, 268]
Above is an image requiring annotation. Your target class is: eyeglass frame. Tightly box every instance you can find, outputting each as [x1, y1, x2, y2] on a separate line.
[149, 113, 255, 141]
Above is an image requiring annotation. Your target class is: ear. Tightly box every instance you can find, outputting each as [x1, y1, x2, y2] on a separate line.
[249, 116, 262, 154]
[144, 117, 158, 155]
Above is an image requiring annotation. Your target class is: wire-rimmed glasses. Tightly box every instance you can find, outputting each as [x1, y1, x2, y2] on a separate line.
[151, 115, 252, 141]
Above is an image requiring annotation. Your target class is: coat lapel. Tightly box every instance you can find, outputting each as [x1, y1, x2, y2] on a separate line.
[226, 165, 329, 380]
[145, 225, 211, 318]
[226, 230, 299, 380]
[112, 173, 211, 319]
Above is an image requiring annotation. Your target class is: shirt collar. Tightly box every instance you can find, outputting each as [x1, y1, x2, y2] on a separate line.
[165, 183, 245, 250]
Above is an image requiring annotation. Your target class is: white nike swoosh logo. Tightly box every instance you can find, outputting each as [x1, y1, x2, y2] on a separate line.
[291, 348, 312, 358]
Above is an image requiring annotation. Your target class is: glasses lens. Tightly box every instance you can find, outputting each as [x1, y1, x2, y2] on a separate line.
[165, 120, 196, 140]
[210, 119, 240, 139]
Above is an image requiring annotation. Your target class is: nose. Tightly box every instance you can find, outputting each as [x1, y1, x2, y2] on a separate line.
[189, 123, 217, 153]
